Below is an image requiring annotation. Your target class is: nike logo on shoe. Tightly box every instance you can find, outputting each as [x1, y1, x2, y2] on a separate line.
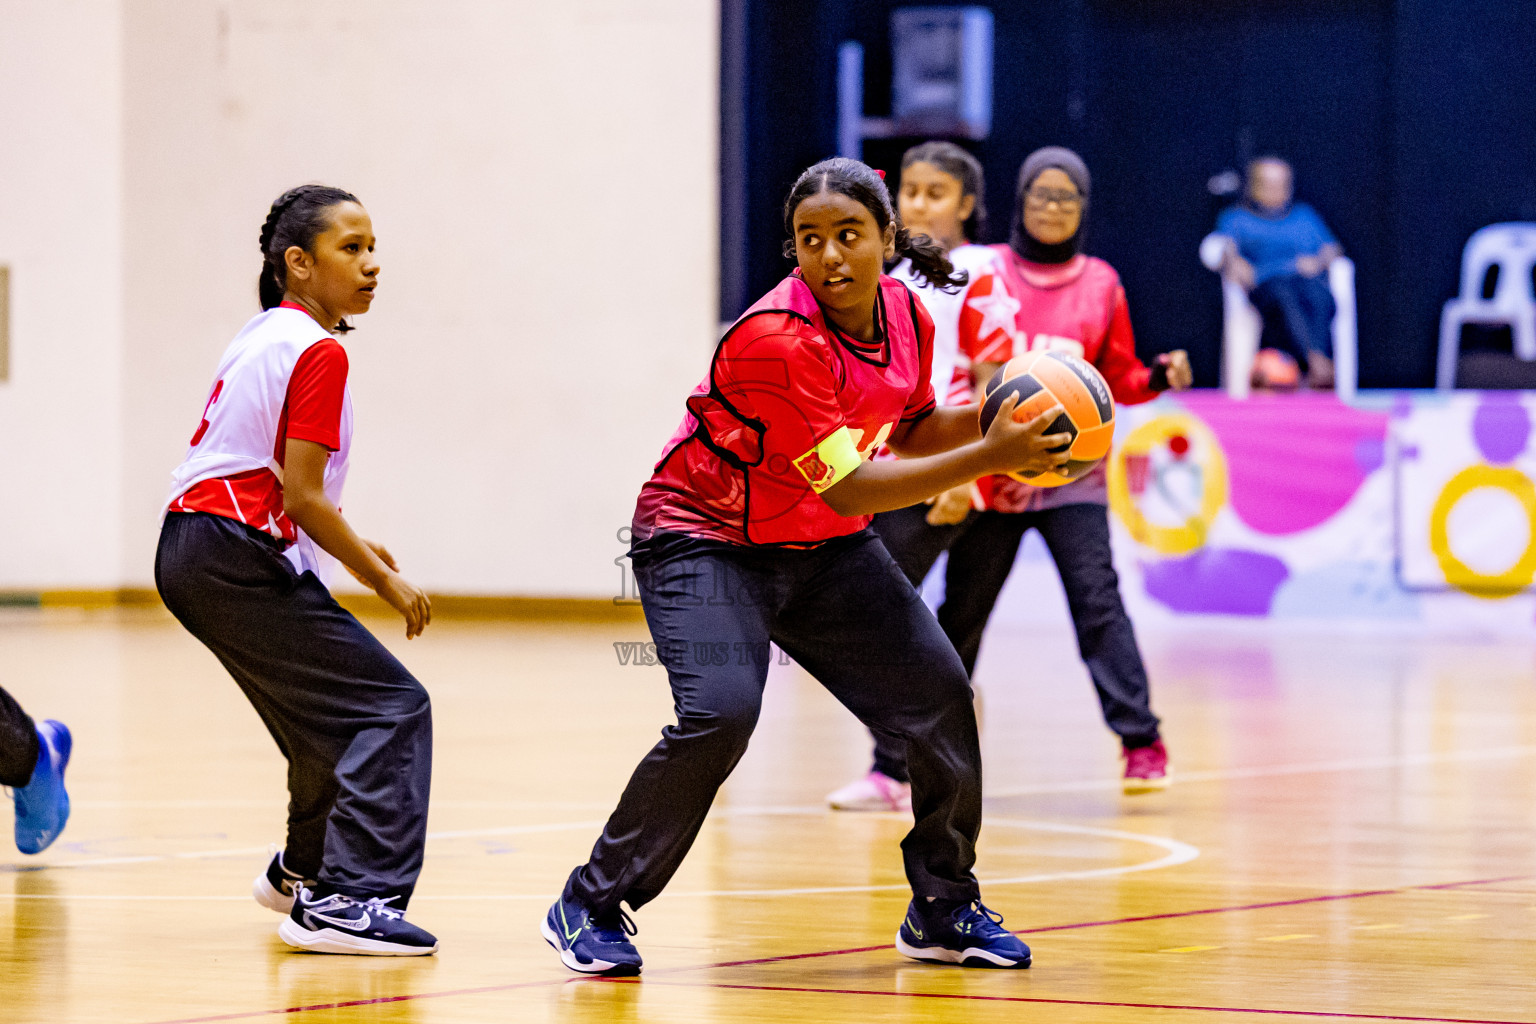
[296, 892, 379, 933]
[305, 908, 372, 932]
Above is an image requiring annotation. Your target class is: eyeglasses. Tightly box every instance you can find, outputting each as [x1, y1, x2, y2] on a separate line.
[1024, 187, 1082, 209]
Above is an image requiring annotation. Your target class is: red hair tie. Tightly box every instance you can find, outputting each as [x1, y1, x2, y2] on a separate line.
[876, 169, 886, 180]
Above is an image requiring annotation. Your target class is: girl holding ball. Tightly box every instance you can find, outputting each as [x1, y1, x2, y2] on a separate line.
[544, 157, 1067, 977]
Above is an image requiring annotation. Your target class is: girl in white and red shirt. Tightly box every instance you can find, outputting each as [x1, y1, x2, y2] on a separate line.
[864, 147, 1193, 795]
[155, 185, 436, 956]
[825, 141, 996, 813]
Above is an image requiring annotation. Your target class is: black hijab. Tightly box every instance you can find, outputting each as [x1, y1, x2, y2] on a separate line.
[1009, 146, 1091, 264]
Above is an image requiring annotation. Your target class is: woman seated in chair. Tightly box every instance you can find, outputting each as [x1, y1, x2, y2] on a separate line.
[1215, 157, 1343, 389]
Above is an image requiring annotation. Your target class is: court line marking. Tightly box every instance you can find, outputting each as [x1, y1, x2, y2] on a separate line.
[597, 979, 1536, 1024]
[678, 873, 1534, 971]
[130, 870, 1536, 1024]
[604, 819, 1199, 899]
[1, 816, 1199, 900]
[55, 743, 1536, 811]
[23, 810, 844, 870]
[16, 819, 614, 870]
[986, 744, 1536, 798]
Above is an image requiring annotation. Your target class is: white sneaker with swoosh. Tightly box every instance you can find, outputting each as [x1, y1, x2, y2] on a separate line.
[278, 884, 438, 956]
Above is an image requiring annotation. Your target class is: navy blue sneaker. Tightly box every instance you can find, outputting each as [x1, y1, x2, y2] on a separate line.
[12, 720, 72, 855]
[278, 884, 438, 956]
[253, 845, 318, 914]
[896, 897, 1032, 968]
[542, 896, 642, 976]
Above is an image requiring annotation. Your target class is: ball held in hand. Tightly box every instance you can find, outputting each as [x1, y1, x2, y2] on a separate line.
[978, 351, 1117, 487]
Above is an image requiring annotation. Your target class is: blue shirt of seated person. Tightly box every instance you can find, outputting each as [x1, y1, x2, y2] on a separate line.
[1216, 201, 1337, 288]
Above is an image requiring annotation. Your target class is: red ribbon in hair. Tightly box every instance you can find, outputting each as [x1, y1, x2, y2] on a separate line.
[876, 169, 886, 179]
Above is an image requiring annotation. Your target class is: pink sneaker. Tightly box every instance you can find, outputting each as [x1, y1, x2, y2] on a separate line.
[1122, 740, 1170, 794]
[826, 770, 912, 812]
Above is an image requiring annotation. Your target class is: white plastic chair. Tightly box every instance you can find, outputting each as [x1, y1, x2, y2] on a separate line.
[1200, 233, 1357, 400]
[1436, 222, 1536, 390]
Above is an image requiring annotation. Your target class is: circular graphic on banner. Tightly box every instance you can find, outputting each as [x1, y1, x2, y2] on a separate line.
[1429, 464, 1536, 598]
[1108, 413, 1229, 555]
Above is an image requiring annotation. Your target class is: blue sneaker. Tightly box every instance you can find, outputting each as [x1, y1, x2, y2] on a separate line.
[542, 896, 642, 976]
[13, 720, 72, 855]
[278, 884, 438, 956]
[896, 897, 1032, 968]
[253, 845, 318, 914]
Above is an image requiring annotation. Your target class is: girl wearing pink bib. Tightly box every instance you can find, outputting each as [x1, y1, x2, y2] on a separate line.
[843, 147, 1195, 797]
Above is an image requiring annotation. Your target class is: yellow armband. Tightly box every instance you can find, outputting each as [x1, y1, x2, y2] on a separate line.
[793, 426, 862, 493]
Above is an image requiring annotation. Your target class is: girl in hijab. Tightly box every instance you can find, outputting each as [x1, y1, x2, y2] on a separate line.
[831, 146, 1193, 803]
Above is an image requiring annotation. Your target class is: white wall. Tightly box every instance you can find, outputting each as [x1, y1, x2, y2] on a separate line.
[0, 0, 125, 587]
[7, 0, 719, 597]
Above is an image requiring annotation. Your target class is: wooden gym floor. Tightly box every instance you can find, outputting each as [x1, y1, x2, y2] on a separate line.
[2, 601, 1534, 1023]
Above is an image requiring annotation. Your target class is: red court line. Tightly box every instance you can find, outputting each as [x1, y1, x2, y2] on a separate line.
[608, 979, 1532, 1024]
[1413, 875, 1532, 891]
[692, 873, 1535, 971]
[139, 871, 1535, 1023]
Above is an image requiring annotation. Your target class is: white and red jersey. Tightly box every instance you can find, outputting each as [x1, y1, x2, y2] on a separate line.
[959, 247, 1160, 511]
[889, 243, 999, 409]
[165, 302, 353, 578]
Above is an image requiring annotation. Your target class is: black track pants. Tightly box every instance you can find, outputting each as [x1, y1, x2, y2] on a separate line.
[869, 502, 1161, 781]
[0, 686, 40, 788]
[565, 529, 983, 914]
[155, 512, 433, 905]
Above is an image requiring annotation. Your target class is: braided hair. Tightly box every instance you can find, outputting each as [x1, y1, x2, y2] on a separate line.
[781, 157, 966, 293]
[257, 184, 361, 332]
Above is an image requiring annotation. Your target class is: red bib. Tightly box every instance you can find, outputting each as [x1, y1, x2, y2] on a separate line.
[634, 273, 936, 547]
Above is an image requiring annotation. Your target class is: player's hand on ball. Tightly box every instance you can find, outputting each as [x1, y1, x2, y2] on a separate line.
[378, 573, 432, 639]
[925, 485, 972, 526]
[982, 393, 1071, 477]
[1160, 350, 1193, 391]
